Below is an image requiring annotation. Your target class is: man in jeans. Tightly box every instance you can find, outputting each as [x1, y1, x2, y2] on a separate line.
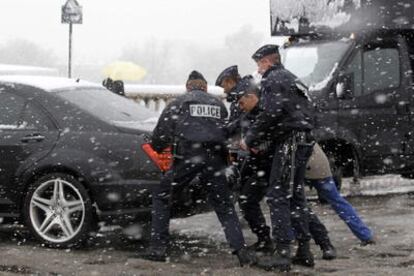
[306, 144, 375, 245]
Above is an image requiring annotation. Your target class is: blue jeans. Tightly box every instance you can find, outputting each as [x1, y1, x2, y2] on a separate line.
[308, 177, 373, 242]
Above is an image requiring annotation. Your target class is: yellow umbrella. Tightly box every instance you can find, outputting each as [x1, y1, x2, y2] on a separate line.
[102, 61, 147, 81]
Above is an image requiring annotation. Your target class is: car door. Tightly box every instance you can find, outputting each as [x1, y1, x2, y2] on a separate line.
[337, 36, 408, 173]
[0, 87, 59, 212]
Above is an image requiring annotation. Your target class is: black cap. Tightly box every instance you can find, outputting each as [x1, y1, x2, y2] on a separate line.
[187, 70, 207, 83]
[251, 44, 279, 61]
[234, 75, 258, 101]
[215, 65, 239, 86]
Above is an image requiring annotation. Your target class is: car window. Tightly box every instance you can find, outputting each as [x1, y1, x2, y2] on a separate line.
[57, 88, 158, 131]
[363, 47, 400, 94]
[0, 90, 25, 129]
[345, 49, 363, 97]
[19, 102, 52, 131]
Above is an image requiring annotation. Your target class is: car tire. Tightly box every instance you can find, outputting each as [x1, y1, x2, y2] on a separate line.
[23, 173, 94, 248]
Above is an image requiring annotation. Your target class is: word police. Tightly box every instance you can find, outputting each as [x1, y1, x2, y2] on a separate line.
[189, 104, 221, 119]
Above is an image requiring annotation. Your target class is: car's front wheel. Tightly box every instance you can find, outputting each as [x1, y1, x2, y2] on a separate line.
[23, 173, 93, 247]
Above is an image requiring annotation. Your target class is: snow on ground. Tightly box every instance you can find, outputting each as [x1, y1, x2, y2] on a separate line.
[170, 174, 414, 245]
[0, 178, 413, 275]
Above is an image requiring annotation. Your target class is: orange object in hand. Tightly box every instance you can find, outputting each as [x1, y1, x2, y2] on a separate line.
[141, 143, 172, 172]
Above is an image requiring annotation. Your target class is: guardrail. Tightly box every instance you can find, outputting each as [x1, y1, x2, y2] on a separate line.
[125, 84, 225, 112]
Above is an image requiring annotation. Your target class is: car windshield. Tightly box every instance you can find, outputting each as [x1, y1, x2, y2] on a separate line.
[58, 88, 158, 131]
[281, 40, 352, 90]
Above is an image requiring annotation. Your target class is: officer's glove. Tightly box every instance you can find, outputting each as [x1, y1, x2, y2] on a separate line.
[225, 165, 241, 192]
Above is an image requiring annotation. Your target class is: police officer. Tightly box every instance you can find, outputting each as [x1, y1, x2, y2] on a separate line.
[137, 71, 256, 266]
[235, 76, 274, 254]
[235, 76, 336, 266]
[215, 65, 242, 126]
[215, 66, 244, 189]
[240, 45, 315, 271]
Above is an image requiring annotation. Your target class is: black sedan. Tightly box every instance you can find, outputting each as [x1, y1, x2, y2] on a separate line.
[0, 76, 208, 247]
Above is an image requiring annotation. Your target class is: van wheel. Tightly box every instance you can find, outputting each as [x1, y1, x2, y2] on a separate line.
[23, 173, 94, 248]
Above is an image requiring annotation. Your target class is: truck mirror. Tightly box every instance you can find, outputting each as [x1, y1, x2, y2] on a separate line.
[336, 73, 354, 99]
[336, 82, 345, 98]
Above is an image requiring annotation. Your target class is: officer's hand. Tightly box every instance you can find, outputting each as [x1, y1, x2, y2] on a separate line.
[239, 139, 248, 151]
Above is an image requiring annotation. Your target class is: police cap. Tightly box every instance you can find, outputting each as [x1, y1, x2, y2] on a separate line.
[234, 75, 258, 101]
[251, 44, 279, 61]
[187, 70, 207, 83]
[215, 65, 239, 86]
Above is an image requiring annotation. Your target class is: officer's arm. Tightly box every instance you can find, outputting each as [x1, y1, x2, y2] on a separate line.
[226, 117, 241, 138]
[244, 81, 285, 148]
[221, 101, 229, 120]
[151, 100, 181, 153]
[228, 102, 240, 123]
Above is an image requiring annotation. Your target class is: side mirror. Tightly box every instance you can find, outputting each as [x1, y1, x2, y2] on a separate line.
[336, 82, 345, 98]
[336, 73, 354, 100]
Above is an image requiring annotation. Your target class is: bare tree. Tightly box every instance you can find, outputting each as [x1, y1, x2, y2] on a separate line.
[0, 39, 58, 67]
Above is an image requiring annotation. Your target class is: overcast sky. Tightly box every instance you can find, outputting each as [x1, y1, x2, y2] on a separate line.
[0, 0, 272, 63]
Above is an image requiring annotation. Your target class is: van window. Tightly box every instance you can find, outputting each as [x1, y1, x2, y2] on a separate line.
[345, 50, 363, 97]
[281, 40, 351, 89]
[405, 35, 414, 82]
[363, 47, 400, 93]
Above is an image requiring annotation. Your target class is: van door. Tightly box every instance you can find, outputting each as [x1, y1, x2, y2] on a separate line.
[401, 34, 414, 162]
[337, 37, 409, 173]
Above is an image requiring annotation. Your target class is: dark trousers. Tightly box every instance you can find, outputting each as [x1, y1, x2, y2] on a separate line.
[238, 177, 270, 240]
[239, 180, 329, 245]
[266, 137, 312, 245]
[150, 143, 245, 251]
[239, 137, 329, 245]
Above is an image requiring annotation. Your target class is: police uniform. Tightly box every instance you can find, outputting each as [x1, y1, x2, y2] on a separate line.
[245, 45, 316, 270]
[215, 65, 243, 137]
[148, 71, 249, 263]
[234, 77, 332, 259]
[216, 65, 241, 123]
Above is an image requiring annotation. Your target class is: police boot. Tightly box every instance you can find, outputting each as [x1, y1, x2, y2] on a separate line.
[256, 244, 291, 272]
[131, 247, 167, 262]
[235, 247, 258, 267]
[320, 241, 337, 260]
[292, 240, 315, 267]
[247, 235, 275, 254]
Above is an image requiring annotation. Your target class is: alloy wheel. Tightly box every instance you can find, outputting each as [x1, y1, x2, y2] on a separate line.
[29, 178, 86, 243]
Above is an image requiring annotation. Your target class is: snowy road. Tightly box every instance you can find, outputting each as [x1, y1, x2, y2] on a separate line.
[0, 177, 413, 275]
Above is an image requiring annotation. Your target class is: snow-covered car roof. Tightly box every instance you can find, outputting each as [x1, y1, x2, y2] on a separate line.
[125, 84, 224, 97]
[0, 75, 102, 92]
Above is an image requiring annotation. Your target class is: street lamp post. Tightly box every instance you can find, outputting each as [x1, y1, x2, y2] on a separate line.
[61, 0, 83, 78]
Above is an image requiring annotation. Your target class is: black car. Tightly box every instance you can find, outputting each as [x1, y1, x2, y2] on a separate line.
[0, 76, 209, 247]
[273, 0, 414, 187]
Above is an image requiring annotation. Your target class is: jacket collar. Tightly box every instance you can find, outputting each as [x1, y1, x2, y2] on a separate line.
[262, 63, 284, 79]
[226, 85, 238, 103]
